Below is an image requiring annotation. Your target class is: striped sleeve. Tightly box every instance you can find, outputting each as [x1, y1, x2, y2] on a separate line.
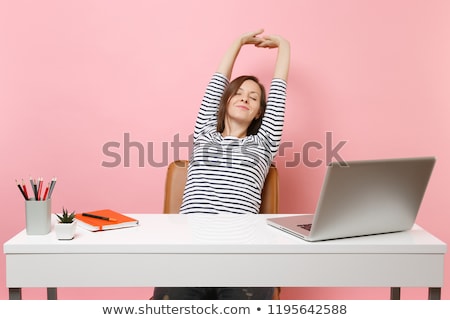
[193, 73, 229, 141]
[257, 78, 287, 157]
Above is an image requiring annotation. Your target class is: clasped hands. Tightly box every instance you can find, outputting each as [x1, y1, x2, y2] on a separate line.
[239, 29, 287, 49]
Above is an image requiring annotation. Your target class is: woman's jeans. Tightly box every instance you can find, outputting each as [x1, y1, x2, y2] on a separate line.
[153, 287, 274, 300]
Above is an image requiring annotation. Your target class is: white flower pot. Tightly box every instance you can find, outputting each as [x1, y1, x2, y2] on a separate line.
[55, 221, 77, 240]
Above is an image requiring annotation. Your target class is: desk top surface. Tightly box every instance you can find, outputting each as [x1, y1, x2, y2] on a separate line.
[4, 214, 446, 254]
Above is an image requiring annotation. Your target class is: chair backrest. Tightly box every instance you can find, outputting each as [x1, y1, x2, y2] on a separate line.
[163, 160, 279, 214]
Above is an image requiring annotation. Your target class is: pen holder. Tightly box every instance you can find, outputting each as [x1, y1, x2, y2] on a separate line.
[25, 199, 51, 235]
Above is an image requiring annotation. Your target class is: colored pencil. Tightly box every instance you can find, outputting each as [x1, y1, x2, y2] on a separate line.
[42, 182, 50, 201]
[16, 179, 28, 200]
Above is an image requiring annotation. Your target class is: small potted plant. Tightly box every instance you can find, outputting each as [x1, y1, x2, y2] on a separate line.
[54, 207, 77, 240]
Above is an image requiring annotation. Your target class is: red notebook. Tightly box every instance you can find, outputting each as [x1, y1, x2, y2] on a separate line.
[75, 209, 139, 231]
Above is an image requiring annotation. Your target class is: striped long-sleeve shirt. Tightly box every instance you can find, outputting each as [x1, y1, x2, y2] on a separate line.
[179, 73, 287, 214]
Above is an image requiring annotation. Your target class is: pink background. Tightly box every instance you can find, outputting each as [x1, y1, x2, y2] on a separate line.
[1, 0, 449, 299]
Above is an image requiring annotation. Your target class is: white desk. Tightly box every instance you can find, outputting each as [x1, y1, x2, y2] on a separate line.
[3, 214, 446, 300]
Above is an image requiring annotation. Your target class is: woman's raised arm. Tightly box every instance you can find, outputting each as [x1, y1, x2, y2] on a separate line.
[258, 34, 291, 81]
[216, 29, 265, 79]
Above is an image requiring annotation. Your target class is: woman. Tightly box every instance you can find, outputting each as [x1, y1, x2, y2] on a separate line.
[153, 29, 290, 300]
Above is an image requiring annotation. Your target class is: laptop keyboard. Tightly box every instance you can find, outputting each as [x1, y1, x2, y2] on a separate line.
[297, 224, 312, 231]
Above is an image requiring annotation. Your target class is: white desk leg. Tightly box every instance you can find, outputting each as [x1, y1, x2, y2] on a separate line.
[9, 288, 57, 300]
[391, 287, 441, 300]
[428, 288, 441, 300]
[9, 288, 22, 300]
[390, 287, 400, 300]
[47, 288, 57, 300]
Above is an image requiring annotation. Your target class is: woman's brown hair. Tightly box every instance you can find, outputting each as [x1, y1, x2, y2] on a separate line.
[216, 75, 267, 136]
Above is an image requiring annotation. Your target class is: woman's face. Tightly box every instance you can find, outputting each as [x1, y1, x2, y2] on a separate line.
[226, 80, 262, 126]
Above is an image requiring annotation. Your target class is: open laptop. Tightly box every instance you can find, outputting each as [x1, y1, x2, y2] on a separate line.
[267, 156, 436, 241]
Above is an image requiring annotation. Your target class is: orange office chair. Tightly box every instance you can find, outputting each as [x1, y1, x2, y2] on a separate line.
[163, 160, 279, 214]
[162, 160, 281, 299]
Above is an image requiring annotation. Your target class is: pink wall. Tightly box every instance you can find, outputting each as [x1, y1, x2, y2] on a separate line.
[1, 0, 449, 300]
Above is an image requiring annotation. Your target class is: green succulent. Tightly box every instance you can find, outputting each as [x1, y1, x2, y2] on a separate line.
[56, 207, 76, 223]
